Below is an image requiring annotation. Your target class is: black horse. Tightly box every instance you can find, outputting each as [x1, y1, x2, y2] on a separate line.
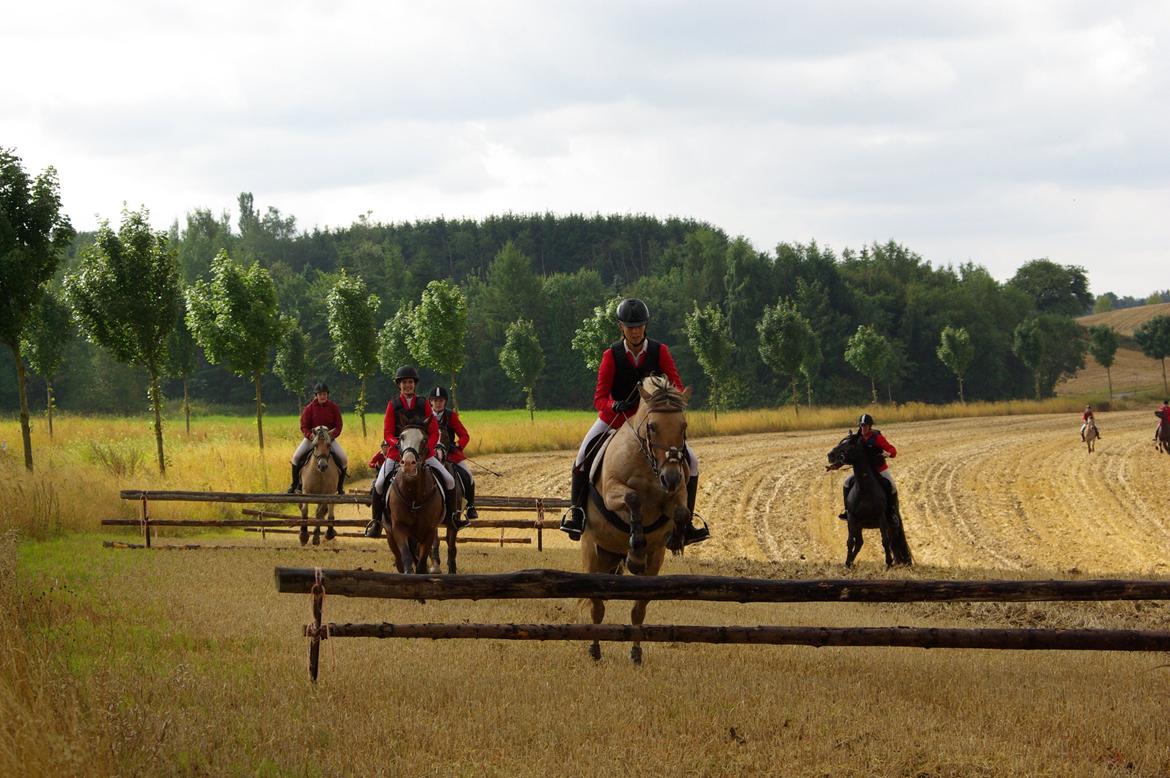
[428, 428, 466, 574]
[826, 430, 913, 568]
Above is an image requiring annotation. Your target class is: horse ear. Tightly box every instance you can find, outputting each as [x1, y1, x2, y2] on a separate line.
[639, 383, 652, 401]
[681, 386, 692, 404]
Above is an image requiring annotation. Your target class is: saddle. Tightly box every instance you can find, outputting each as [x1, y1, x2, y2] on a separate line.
[585, 431, 672, 535]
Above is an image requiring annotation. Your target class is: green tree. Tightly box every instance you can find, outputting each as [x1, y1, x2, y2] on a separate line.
[21, 288, 73, 439]
[326, 271, 381, 437]
[799, 335, 822, 408]
[377, 303, 418, 377]
[166, 296, 199, 435]
[1087, 324, 1119, 400]
[65, 208, 180, 473]
[936, 325, 974, 403]
[0, 149, 74, 469]
[498, 318, 544, 420]
[186, 249, 282, 452]
[1092, 293, 1117, 314]
[685, 302, 735, 419]
[413, 280, 469, 404]
[1008, 259, 1092, 316]
[273, 315, 311, 413]
[1133, 315, 1170, 395]
[1012, 315, 1087, 399]
[572, 297, 621, 372]
[757, 300, 815, 414]
[844, 325, 893, 404]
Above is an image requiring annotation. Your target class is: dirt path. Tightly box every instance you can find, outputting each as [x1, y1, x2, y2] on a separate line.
[469, 410, 1170, 575]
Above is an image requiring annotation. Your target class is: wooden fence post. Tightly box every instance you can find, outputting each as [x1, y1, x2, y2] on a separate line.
[141, 495, 151, 548]
[536, 499, 544, 552]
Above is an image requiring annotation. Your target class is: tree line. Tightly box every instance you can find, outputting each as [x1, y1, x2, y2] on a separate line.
[6, 148, 1170, 473]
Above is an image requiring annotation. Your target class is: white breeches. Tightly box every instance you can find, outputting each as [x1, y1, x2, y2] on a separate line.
[292, 438, 348, 469]
[375, 456, 455, 493]
[453, 460, 473, 485]
[574, 417, 699, 476]
[844, 470, 897, 493]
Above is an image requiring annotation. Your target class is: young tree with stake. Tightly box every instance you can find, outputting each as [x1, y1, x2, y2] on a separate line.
[413, 280, 468, 406]
[499, 318, 544, 420]
[936, 325, 974, 403]
[21, 289, 73, 440]
[326, 271, 380, 437]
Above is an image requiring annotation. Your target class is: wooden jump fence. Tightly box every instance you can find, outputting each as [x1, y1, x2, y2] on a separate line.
[106, 490, 567, 549]
[275, 567, 1170, 681]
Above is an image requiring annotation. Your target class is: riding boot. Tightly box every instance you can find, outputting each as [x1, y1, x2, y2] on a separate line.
[681, 475, 710, 545]
[336, 467, 346, 495]
[559, 468, 589, 540]
[364, 485, 384, 538]
[463, 476, 478, 521]
[286, 463, 300, 494]
[838, 484, 849, 520]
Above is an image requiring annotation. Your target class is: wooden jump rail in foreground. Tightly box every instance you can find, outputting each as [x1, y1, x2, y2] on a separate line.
[274, 567, 1170, 682]
[114, 490, 567, 549]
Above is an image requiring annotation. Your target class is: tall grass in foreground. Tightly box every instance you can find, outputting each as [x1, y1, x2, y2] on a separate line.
[0, 392, 1141, 539]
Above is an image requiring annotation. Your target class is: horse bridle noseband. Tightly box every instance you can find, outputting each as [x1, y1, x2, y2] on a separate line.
[634, 408, 686, 479]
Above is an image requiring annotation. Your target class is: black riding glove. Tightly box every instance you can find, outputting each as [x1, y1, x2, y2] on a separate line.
[611, 399, 636, 414]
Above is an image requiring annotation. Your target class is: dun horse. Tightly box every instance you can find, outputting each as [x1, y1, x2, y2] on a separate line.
[298, 425, 339, 546]
[581, 375, 693, 664]
[383, 426, 445, 573]
[1084, 418, 1099, 454]
[826, 430, 913, 568]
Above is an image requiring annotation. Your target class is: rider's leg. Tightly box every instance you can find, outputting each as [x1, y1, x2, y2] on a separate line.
[288, 438, 312, 493]
[880, 471, 901, 521]
[561, 420, 610, 539]
[426, 456, 462, 525]
[330, 441, 349, 494]
[681, 447, 709, 545]
[454, 461, 477, 520]
[365, 459, 397, 537]
[1080, 423, 1086, 441]
[839, 475, 854, 520]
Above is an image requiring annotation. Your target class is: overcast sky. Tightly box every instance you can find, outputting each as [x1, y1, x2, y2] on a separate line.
[4, 1, 1167, 297]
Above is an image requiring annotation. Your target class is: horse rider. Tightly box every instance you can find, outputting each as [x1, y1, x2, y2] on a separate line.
[428, 386, 478, 522]
[1080, 404, 1100, 441]
[287, 382, 347, 494]
[837, 413, 900, 524]
[363, 365, 459, 538]
[559, 297, 709, 546]
[1155, 399, 1170, 441]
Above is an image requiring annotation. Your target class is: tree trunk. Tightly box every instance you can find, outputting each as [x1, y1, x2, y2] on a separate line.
[526, 387, 535, 422]
[358, 377, 368, 438]
[790, 379, 799, 416]
[46, 378, 54, 440]
[869, 377, 877, 404]
[712, 381, 719, 421]
[183, 375, 191, 436]
[254, 371, 265, 451]
[958, 376, 965, 404]
[806, 377, 813, 409]
[1162, 358, 1167, 396]
[149, 372, 165, 474]
[14, 345, 33, 471]
[450, 371, 458, 410]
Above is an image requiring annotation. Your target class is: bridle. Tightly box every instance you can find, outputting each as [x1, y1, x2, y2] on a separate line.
[312, 428, 332, 471]
[634, 404, 687, 480]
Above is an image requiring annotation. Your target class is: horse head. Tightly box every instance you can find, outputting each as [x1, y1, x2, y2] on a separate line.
[398, 426, 427, 478]
[634, 375, 692, 495]
[826, 430, 862, 470]
[310, 426, 333, 473]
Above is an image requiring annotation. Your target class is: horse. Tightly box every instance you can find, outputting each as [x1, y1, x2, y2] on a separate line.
[1157, 412, 1170, 455]
[429, 427, 465, 574]
[1084, 418, 1099, 454]
[581, 375, 693, 664]
[297, 425, 339, 546]
[383, 425, 445, 573]
[826, 430, 913, 568]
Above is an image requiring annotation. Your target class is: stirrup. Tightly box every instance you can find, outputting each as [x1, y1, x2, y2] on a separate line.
[451, 510, 470, 529]
[682, 515, 710, 546]
[559, 507, 585, 540]
[363, 519, 382, 538]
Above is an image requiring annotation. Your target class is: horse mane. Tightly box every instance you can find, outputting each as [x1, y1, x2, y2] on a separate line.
[641, 375, 688, 411]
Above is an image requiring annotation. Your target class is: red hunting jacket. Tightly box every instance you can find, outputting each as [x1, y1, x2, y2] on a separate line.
[1082, 411, 1095, 423]
[861, 429, 897, 473]
[383, 394, 440, 462]
[593, 341, 685, 430]
[434, 409, 470, 464]
[300, 399, 343, 439]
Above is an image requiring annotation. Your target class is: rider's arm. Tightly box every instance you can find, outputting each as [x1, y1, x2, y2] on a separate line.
[299, 403, 312, 438]
[330, 402, 343, 439]
[451, 411, 470, 449]
[874, 434, 897, 458]
[383, 401, 397, 448]
[594, 349, 617, 418]
[658, 343, 685, 391]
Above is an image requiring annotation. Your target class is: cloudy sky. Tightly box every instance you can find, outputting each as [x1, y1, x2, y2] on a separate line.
[3, 1, 1167, 296]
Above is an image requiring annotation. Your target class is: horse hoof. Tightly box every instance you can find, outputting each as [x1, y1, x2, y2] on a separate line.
[299, 529, 309, 546]
[311, 532, 320, 547]
[630, 645, 643, 665]
[588, 642, 601, 662]
[324, 527, 337, 541]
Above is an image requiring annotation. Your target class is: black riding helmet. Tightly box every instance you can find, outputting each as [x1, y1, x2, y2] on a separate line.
[615, 298, 650, 327]
[394, 365, 420, 383]
[313, 382, 329, 394]
[858, 413, 875, 426]
[429, 386, 449, 401]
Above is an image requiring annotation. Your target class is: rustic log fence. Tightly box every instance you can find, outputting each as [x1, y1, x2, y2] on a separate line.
[274, 567, 1170, 682]
[107, 490, 567, 549]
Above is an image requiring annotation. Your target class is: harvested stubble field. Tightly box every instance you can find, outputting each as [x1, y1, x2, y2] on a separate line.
[5, 409, 1170, 776]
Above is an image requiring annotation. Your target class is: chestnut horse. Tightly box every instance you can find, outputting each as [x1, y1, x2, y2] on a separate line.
[581, 375, 693, 664]
[298, 426, 339, 546]
[383, 426, 445, 573]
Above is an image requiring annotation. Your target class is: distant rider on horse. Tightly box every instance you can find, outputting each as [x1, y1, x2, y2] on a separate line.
[1080, 404, 1100, 442]
[428, 385, 479, 522]
[559, 297, 709, 546]
[287, 382, 347, 494]
[1155, 399, 1170, 441]
[364, 365, 461, 538]
[837, 413, 900, 524]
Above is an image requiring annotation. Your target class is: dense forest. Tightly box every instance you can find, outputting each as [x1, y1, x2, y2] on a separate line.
[0, 190, 1133, 417]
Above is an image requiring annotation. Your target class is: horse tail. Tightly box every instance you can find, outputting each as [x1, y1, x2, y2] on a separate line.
[891, 522, 913, 566]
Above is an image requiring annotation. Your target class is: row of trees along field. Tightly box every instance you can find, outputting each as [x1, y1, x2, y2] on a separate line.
[6, 149, 1170, 472]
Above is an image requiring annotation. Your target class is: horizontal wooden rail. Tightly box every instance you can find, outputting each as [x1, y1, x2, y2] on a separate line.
[103, 541, 378, 553]
[306, 622, 1170, 652]
[275, 567, 1170, 603]
[240, 510, 552, 531]
[243, 528, 530, 544]
[103, 518, 368, 528]
[121, 490, 369, 505]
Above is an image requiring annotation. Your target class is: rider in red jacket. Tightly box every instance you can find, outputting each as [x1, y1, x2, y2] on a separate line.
[838, 413, 900, 521]
[1155, 400, 1170, 441]
[1080, 405, 1100, 441]
[429, 386, 478, 521]
[286, 382, 348, 494]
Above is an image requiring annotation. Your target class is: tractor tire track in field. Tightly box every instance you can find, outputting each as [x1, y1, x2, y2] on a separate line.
[483, 410, 1170, 574]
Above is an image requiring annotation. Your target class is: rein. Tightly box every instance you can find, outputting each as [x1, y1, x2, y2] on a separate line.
[632, 402, 687, 479]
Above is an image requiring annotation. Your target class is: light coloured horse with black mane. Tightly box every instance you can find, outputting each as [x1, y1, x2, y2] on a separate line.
[298, 425, 339, 546]
[580, 374, 693, 664]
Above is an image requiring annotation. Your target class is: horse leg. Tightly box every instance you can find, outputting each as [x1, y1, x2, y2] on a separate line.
[446, 521, 458, 575]
[324, 502, 336, 541]
[584, 538, 622, 662]
[417, 528, 438, 574]
[629, 546, 665, 665]
[623, 491, 647, 575]
[299, 502, 310, 546]
[845, 520, 862, 568]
